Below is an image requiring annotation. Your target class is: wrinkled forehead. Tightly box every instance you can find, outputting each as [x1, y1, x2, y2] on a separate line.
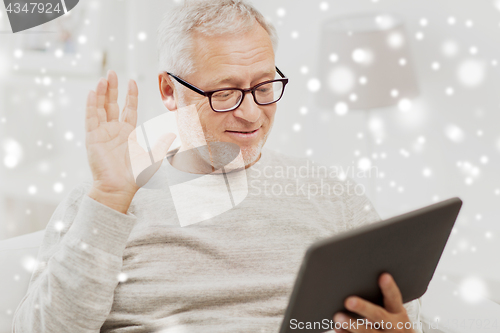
[192, 21, 274, 68]
[188, 21, 275, 86]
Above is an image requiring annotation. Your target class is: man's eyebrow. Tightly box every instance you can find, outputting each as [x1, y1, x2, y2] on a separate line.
[211, 70, 276, 87]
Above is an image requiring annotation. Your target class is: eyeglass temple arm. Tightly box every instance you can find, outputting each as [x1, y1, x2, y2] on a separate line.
[275, 66, 286, 78]
[166, 72, 206, 96]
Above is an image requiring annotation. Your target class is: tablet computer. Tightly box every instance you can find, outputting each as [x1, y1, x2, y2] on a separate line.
[279, 197, 463, 333]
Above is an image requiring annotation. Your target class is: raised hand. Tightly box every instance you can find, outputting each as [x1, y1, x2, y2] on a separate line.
[85, 70, 176, 213]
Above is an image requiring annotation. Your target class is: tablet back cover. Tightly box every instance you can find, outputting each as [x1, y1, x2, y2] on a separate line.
[280, 197, 462, 333]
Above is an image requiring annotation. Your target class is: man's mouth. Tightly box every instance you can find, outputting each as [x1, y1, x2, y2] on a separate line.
[225, 127, 261, 140]
[225, 128, 259, 134]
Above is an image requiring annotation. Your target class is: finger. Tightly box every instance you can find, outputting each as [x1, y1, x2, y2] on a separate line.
[344, 296, 387, 323]
[379, 273, 405, 313]
[334, 328, 351, 333]
[333, 312, 375, 333]
[95, 78, 108, 124]
[105, 70, 120, 122]
[121, 79, 138, 127]
[151, 133, 176, 162]
[120, 93, 129, 122]
[85, 90, 98, 132]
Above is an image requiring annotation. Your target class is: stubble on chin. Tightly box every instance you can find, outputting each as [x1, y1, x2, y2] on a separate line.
[175, 98, 271, 168]
[203, 126, 271, 167]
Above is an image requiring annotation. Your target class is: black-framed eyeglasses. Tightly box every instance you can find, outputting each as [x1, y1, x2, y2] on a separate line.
[166, 66, 289, 112]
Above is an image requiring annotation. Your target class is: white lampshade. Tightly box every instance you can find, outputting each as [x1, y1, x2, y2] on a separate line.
[316, 12, 419, 111]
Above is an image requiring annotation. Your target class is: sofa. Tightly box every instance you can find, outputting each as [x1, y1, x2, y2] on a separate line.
[0, 230, 45, 333]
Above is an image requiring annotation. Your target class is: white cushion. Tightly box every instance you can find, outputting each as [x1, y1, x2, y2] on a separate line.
[0, 230, 44, 333]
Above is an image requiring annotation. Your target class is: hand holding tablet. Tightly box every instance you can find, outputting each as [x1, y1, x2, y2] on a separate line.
[333, 272, 419, 333]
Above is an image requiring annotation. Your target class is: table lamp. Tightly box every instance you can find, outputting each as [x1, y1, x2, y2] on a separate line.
[315, 12, 419, 199]
[316, 12, 419, 113]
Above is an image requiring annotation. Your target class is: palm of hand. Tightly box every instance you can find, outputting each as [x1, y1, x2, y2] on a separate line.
[85, 71, 175, 196]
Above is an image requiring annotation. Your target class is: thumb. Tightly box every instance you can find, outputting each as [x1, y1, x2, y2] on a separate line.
[151, 133, 177, 162]
[380, 273, 405, 314]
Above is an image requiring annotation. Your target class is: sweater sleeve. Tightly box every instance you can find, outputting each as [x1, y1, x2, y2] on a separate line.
[341, 176, 423, 333]
[11, 181, 137, 333]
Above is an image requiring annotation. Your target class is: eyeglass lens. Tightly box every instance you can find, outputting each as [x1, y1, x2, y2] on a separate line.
[211, 81, 284, 112]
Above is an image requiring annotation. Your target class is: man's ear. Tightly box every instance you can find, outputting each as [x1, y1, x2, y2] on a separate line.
[158, 72, 177, 112]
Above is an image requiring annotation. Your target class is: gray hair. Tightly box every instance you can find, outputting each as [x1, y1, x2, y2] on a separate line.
[156, 0, 278, 78]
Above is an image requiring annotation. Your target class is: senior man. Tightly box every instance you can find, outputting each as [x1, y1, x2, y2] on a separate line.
[13, 1, 423, 332]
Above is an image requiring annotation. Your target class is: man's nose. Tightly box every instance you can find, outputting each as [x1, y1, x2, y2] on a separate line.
[232, 92, 261, 123]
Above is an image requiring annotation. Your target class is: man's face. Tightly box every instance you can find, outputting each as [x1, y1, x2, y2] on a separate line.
[173, 21, 277, 167]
